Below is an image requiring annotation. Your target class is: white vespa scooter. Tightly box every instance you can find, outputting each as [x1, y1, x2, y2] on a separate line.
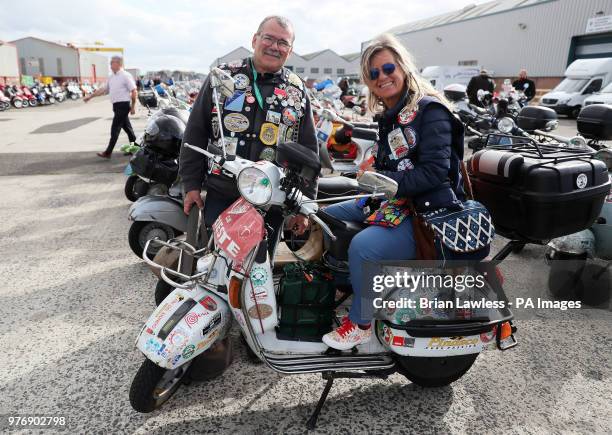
[129, 68, 517, 428]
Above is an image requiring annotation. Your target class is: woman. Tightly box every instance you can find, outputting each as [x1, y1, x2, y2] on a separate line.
[321, 34, 466, 350]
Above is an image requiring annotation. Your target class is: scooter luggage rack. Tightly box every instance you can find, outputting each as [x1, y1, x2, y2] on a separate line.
[142, 238, 210, 289]
[486, 137, 595, 160]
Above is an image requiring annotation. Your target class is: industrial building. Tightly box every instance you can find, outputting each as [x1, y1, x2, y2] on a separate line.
[10, 37, 109, 84]
[365, 0, 612, 93]
[210, 46, 360, 81]
[0, 41, 20, 85]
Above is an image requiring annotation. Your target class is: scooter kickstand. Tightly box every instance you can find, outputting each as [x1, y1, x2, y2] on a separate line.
[306, 373, 334, 430]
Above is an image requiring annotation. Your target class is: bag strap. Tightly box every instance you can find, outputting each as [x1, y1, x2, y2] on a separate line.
[460, 161, 474, 201]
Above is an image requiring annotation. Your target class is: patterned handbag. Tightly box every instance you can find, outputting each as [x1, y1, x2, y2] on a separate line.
[419, 200, 494, 253]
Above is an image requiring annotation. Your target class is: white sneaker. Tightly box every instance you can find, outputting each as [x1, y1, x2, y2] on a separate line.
[322, 316, 371, 351]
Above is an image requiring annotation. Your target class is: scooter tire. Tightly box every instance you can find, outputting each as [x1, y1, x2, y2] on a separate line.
[154, 279, 173, 306]
[29, 100, 37, 107]
[129, 359, 188, 413]
[128, 221, 177, 259]
[13, 100, 23, 109]
[124, 175, 149, 202]
[240, 335, 262, 364]
[396, 353, 478, 387]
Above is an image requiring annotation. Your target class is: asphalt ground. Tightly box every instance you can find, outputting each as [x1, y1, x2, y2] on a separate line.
[0, 99, 610, 434]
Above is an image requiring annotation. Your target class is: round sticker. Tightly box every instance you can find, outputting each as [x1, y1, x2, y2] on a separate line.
[246, 95, 255, 104]
[248, 303, 273, 319]
[286, 86, 301, 100]
[259, 122, 279, 145]
[397, 158, 414, 171]
[259, 147, 276, 161]
[182, 344, 195, 359]
[404, 127, 417, 148]
[223, 113, 250, 132]
[282, 107, 297, 126]
[576, 173, 588, 189]
[251, 266, 268, 286]
[233, 73, 250, 90]
[398, 106, 417, 125]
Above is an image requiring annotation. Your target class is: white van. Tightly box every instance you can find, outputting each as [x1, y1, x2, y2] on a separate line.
[540, 57, 612, 118]
[584, 81, 612, 106]
[421, 66, 481, 92]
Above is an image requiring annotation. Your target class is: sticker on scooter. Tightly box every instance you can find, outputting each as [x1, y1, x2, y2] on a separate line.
[213, 198, 265, 264]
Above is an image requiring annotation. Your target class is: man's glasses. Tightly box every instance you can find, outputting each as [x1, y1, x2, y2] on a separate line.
[259, 33, 292, 52]
[369, 63, 396, 80]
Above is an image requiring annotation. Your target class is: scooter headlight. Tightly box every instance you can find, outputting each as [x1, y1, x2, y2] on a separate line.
[497, 117, 515, 134]
[237, 167, 272, 206]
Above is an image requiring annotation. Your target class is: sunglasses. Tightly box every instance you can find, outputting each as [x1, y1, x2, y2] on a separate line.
[369, 63, 396, 80]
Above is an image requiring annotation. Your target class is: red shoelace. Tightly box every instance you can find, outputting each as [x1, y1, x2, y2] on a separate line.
[335, 316, 356, 338]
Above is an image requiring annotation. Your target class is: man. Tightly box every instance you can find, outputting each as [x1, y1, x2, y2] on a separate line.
[179, 15, 317, 234]
[466, 68, 495, 106]
[84, 56, 137, 158]
[513, 68, 536, 101]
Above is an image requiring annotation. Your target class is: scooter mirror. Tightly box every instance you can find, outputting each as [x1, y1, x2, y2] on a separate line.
[210, 67, 235, 98]
[357, 172, 398, 199]
[568, 136, 588, 150]
[477, 89, 486, 101]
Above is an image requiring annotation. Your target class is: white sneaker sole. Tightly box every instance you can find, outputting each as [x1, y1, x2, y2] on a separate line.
[322, 334, 371, 351]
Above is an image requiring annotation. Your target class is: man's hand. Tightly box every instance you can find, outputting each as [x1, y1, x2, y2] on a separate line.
[184, 190, 204, 215]
[130, 105, 136, 115]
[288, 214, 310, 236]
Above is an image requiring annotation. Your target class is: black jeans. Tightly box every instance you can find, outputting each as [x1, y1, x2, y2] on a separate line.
[106, 101, 136, 154]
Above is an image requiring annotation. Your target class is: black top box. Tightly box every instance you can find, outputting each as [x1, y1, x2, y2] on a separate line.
[577, 104, 612, 140]
[517, 106, 557, 132]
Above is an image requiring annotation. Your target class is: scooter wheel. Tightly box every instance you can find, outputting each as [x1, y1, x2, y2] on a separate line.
[240, 335, 262, 364]
[129, 359, 188, 413]
[29, 100, 37, 107]
[128, 221, 177, 258]
[13, 100, 22, 109]
[154, 279, 173, 306]
[124, 175, 149, 202]
[396, 353, 478, 387]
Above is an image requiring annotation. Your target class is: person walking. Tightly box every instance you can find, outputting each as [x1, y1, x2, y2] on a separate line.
[84, 56, 137, 158]
[466, 68, 495, 106]
[512, 69, 536, 101]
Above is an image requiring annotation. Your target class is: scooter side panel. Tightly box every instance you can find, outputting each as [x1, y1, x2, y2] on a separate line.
[377, 323, 485, 357]
[128, 196, 187, 232]
[136, 288, 230, 369]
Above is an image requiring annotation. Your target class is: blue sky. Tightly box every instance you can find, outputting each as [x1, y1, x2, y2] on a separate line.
[1, 0, 491, 73]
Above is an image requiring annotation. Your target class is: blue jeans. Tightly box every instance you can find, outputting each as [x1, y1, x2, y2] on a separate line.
[323, 200, 416, 324]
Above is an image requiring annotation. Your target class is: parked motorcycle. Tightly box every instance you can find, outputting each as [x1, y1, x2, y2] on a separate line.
[543, 104, 612, 306]
[6, 85, 26, 108]
[0, 85, 11, 111]
[51, 83, 65, 102]
[20, 85, 38, 107]
[30, 84, 47, 105]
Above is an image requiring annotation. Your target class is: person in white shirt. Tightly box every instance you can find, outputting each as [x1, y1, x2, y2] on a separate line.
[84, 56, 137, 158]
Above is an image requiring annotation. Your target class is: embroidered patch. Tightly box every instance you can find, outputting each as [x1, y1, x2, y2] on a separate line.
[282, 107, 297, 126]
[224, 91, 245, 112]
[222, 137, 238, 155]
[398, 106, 417, 125]
[259, 123, 278, 146]
[288, 73, 303, 89]
[397, 158, 414, 171]
[259, 147, 276, 161]
[233, 73, 250, 90]
[211, 117, 220, 138]
[223, 113, 249, 132]
[388, 128, 410, 159]
[404, 127, 417, 148]
[266, 110, 281, 124]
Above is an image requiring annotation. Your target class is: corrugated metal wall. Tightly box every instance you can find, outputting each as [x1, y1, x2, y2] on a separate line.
[384, 0, 612, 78]
[0, 44, 20, 80]
[12, 38, 79, 77]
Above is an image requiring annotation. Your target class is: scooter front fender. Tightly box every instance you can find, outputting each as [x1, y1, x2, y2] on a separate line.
[136, 287, 231, 369]
[128, 195, 187, 232]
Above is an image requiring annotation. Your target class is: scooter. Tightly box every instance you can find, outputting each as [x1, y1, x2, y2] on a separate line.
[20, 85, 38, 107]
[0, 85, 10, 111]
[128, 68, 519, 428]
[543, 104, 612, 306]
[6, 85, 25, 108]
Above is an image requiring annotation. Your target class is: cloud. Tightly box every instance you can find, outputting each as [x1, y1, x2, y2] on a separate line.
[0, 0, 491, 72]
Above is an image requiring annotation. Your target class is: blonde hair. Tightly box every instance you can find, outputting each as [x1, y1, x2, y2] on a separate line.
[360, 33, 451, 114]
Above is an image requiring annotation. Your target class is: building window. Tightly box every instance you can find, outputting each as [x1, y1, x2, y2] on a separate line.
[310, 67, 319, 73]
[19, 57, 26, 74]
[458, 60, 478, 66]
[323, 68, 332, 74]
[38, 58, 45, 75]
[296, 67, 305, 73]
[337, 68, 345, 74]
[57, 58, 63, 76]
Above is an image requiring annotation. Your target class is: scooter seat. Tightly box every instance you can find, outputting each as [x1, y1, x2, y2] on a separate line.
[317, 209, 368, 261]
[317, 176, 359, 199]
